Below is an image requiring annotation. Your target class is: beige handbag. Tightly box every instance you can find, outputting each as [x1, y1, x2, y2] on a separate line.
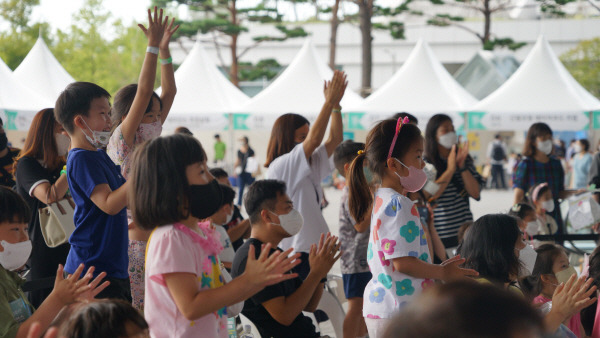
[38, 186, 76, 248]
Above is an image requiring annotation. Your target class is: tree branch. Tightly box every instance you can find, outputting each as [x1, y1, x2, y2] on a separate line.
[210, 31, 227, 68]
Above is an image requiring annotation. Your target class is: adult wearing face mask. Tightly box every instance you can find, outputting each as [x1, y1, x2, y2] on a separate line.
[571, 139, 592, 190]
[13, 109, 71, 308]
[0, 117, 21, 188]
[423, 114, 484, 250]
[234, 136, 256, 206]
[264, 70, 347, 280]
[513, 123, 574, 232]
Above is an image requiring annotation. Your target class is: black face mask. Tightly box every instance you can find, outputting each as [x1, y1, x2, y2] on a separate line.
[0, 133, 7, 151]
[188, 179, 224, 220]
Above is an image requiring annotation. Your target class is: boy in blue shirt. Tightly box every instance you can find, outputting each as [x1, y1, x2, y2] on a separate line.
[54, 82, 130, 301]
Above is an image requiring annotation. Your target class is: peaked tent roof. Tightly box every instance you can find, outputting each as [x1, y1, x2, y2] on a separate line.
[239, 39, 363, 115]
[0, 57, 53, 112]
[14, 37, 75, 103]
[350, 39, 478, 115]
[473, 36, 600, 114]
[157, 39, 249, 115]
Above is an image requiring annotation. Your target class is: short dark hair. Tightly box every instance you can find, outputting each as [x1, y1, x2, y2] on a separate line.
[522, 123, 553, 157]
[458, 214, 522, 284]
[55, 82, 111, 133]
[495, 134, 501, 139]
[209, 168, 229, 179]
[214, 134, 220, 139]
[333, 140, 365, 174]
[507, 203, 535, 220]
[0, 186, 30, 224]
[245, 180, 287, 224]
[579, 139, 590, 152]
[130, 134, 207, 230]
[384, 281, 544, 338]
[219, 183, 235, 207]
[393, 112, 418, 125]
[57, 299, 148, 338]
[174, 126, 193, 136]
[111, 84, 162, 132]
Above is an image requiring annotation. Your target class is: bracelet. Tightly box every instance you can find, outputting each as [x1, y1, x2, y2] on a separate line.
[160, 57, 173, 65]
[332, 108, 341, 114]
[146, 46, 159, 55]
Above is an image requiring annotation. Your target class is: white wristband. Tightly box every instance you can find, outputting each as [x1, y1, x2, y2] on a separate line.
[146, 46, 159, 55]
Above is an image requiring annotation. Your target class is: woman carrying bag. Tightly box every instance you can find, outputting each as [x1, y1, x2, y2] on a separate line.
[14, 108, 71, 308]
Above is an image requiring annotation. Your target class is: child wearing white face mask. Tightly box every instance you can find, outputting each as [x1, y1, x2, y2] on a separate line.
[105, 7, 179, 312]
[519, 244, 583, 337]
[0, 186, 109, 338]
[528, 183, 559, 243]
[208, 184, 237, 270]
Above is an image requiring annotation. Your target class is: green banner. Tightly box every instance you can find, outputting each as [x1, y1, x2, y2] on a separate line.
[4, 110, 17, 130]
[592, 111, 600, 130]
[343, 112, 366, 131]
[232, 113, 249, 130]
[467, 112, 486, 131]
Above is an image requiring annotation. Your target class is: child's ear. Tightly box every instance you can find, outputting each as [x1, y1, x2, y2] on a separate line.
[343, 163, 350, 174]
[73, 115, 86, 130]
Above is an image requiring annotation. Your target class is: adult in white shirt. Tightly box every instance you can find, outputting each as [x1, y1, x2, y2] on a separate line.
[264, 70, 347, 279]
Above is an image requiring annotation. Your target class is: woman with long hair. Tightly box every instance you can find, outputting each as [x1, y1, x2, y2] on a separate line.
[424, 114, 483, 250]
[13, 108, 71, 307]
[264, 70, 347, 279]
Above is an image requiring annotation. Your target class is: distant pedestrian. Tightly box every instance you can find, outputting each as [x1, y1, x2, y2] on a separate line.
[214, 134, 226, 164]
[486, 134, 508, 189]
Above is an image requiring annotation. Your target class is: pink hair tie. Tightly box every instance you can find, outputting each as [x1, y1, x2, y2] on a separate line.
[387, 117, 410, 160]
[532, 183, 548, 202]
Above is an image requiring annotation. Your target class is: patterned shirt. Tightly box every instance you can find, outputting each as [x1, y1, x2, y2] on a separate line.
[339, 186, 370, 274]
[512, 157, 565, 228]
[363, 188, 432, 319]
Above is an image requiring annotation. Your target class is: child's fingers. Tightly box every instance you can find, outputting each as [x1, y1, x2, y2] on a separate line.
[159, 9, 164, 26]
[317, 233, 325, 251]
[247, 245, 256, 263]
[69, 264, 85, 282]
[459, 267, 479, 277]
[258, 243, 272, 262]
[87, 271, 106, 289]
[91, 281, 111, 297]
[153, 6, 158, 23]
[138, 24, 148, 34]
[55, 264, 64, 284]
[172, 24, 180, 34]
[147, 8, 152, 24]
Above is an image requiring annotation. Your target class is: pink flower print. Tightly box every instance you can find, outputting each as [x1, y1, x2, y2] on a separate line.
[378, 251, 390, 267]
[381, 239, 396, 255]
[366, 314, 381, 319]
[374, 197, 383, 213]
[373, 219, 381, 241]
[421, 279, 435, 289]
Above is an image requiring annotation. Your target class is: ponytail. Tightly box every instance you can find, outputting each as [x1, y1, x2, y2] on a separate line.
[348, 151, 371, 223]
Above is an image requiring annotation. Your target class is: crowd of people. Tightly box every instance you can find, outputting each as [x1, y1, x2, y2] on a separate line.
[2, 5, 600, 338]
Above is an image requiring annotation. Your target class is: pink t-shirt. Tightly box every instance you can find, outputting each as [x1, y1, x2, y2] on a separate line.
[533, 294, 581, 337]
[144, 223, 227, 338]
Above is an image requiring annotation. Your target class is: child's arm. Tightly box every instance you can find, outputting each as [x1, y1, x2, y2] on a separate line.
[16, 265, 107, 338]
[120, 7, 165, 147]
[89, 181, 129, 215]
[227, 219, 250, 242]
[158, 18, 179, 123]
[391, 255, 477, 282]
[163, 245, 300, 321]
[262, 234, 341, 326]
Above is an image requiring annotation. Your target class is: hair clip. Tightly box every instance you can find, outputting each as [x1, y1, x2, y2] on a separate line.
[357, 150, 364, 155]
[387, 117, 410, 160]
[532, 182, 548, 202]
[511, 204, 521, 212]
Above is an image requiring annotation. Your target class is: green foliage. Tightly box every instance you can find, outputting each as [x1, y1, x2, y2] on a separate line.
[561, 38, 600, 98]
[0, 0, 39, 32]
[538, 0, 576, 17]
[483, 38, 526, 51]
[239, 58, 282, 81]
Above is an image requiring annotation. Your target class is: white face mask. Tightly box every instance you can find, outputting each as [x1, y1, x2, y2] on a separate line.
[269, 209, 303, 236]
[55, 133, 71, 156]
[573, 144, 582, 153]
[526, 221, 539, 235]
[555, 266, 577, 285]
[438, 131, 457, 149]
[518, 244, 538, 277]
[0, 240, 32, 271]
[137, 121, 162, 142]
[541, 200, 555, 212]
[80, 118, 110, 148]
[536, 140, 553, 155]
[224, 209, 234, 225]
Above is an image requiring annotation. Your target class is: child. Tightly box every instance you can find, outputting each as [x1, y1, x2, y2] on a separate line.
[528, 183, 559, 238]
[209, 168, 250, 251]
[129, 134, 301, 337]
[347, 117, 479, 337]
[519, 244, 582, 336]
[508, 203, 537, 234]
[333, 140, 370, 338]
[106, 7, 179, 311]
[54, 81, 130, 301]
[207, 184, 236, 270]
[0, 186, 108, 338]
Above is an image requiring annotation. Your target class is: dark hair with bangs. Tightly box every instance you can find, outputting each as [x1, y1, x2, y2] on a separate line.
[265, 113, 310, 168]
[523, 123, 553, 157]
[129, 134, 207, 230]
[219, 184, 235, 207]
[347, 118, 422, 223]
[0, 186, 31, 224]
[507, 203, 535, 221]
[110, 84, 163, 132]
[245, 180, 287, 224]
[458, 214, 522, 284]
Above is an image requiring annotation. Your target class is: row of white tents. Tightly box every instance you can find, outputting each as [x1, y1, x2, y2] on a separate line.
[1, 35, 599, 132]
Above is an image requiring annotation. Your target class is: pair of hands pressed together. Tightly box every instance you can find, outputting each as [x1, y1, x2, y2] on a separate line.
[447, 143, 470, 172]
[309, 233, 342, 279]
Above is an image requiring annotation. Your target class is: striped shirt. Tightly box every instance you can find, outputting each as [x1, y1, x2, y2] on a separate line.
[430, 156, 483, 241]
[512, 156, 565, 229]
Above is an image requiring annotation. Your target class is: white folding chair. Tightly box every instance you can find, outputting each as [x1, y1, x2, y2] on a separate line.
[238, 313, 262, 338]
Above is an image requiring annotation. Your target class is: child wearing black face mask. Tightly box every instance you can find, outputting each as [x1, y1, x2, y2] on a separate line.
[0, 118, 21, 188]
[130, 134, 302, 338]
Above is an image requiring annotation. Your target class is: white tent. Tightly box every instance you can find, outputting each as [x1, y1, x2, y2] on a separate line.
[158, 39, 250, 131]
[0, 57, 53, 131]
[236, 39, 364, 130]
[13, 37, 75, 103]
[470, 36, 600, 131]
[348, 40, 476, 130]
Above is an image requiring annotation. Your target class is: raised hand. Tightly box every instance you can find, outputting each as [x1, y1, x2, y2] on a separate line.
[309, 233, 342, 279]
[75, 266, 110, 301]
[159, 17, 180, 52]
[323, 70, 348, 109]
[447, 144, 457, 172]
[440, 255, 478, 282]
[244, 243, 301, 289]
[456, 142, 469, 169]
[551, 275, 597, 321]
[138, 6, 166, 47]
